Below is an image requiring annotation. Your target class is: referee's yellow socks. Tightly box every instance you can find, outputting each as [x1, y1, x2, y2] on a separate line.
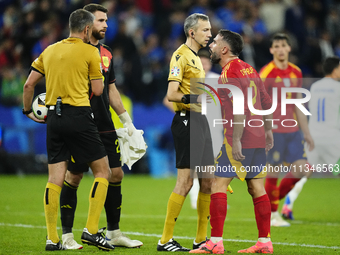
[160, 192, 185, 244]
[86, 177, 108, 234]
[44, 182, 61, 244]
[195, 191, 211, 243]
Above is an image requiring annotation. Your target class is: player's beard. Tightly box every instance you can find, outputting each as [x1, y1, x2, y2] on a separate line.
[92, 28, 105, 40]
[211, 51, 221, 64]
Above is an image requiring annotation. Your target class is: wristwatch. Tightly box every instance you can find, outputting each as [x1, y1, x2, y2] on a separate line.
[22, 108, 33, 115]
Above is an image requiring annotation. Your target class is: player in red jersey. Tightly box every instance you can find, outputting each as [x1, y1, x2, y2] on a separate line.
[191, 30, 274, 254]
[259, 33, 314, 226]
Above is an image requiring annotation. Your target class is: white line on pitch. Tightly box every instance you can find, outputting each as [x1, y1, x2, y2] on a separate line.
[0, 222, 339, 250]
[1, 212, 340, 227]
[0, 211, 340, 227]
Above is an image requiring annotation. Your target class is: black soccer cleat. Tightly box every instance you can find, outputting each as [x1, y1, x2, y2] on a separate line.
[45, 240, 66, 251]
[81, 227, 115, 251]
[157, 239, 191, 252]
[192, 238, 209, 250]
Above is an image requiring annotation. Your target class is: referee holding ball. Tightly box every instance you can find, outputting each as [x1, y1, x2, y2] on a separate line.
[22, 9, 113, 251]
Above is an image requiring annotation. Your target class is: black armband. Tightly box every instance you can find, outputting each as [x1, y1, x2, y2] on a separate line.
[22, 108, 33, 115]
[29, 66, 45, 76]
[181, 94, 199, 104]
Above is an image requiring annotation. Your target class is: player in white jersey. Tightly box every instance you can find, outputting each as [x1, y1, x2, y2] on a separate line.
[307, 56, 340, 171]
[282, 56, 340, 218]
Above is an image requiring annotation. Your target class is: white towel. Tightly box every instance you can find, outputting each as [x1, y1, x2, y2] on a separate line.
[116, 128, 147, 170]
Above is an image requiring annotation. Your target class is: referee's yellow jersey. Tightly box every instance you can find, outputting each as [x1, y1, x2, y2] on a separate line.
[168, 44, 205, 112]
[32, 37, 102, 107]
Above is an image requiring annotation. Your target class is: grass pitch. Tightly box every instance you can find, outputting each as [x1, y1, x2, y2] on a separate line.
[0, 174, 339, 254]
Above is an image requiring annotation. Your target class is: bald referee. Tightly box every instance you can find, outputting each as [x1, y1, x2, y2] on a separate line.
[22, 9, 114, 251]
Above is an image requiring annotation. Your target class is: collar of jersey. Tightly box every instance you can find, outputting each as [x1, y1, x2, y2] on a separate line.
[67, 37, 83, 43]
[183, 44, 198, 56]
[222, 58, 238, 71]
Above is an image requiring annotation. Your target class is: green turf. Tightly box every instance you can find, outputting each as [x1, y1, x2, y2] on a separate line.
[0, 174, 339, 254]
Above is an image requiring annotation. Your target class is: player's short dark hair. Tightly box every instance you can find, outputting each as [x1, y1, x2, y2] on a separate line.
[184, 13, 209, 37]
[323, 56, 340, 75]
[218, 29, 243, 57]
[270, 33, 291, 47]
[69, 9, 94, 33]
[83, 3, 108, 14]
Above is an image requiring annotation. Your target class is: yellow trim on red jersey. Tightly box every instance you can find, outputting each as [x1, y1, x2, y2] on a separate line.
[259, 62, 275, 79]
[220, 67, 229, 84]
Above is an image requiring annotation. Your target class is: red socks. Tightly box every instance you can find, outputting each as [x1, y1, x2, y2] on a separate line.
[278, 172, 300, 200]
[265, 178, 279, 212]
[253, 194, 271, 238]
[210, 193, 270, 239]
[265, 172, 301, 211]
[210, 193, 227, 237]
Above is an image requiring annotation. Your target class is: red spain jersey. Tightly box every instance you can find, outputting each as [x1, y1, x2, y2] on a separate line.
[218, 59, 272, 148]
[259, 61, 302, 133]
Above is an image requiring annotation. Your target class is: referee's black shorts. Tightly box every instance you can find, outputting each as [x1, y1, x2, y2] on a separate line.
[171, 110, 214, 170]
[46, 105, 107, 165]
[68, 130, 121, 173]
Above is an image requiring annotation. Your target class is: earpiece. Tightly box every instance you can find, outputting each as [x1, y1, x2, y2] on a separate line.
[190, 31, 203, 48]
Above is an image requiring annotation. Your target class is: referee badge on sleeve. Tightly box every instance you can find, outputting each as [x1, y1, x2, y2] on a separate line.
[171, 66, 180, 76]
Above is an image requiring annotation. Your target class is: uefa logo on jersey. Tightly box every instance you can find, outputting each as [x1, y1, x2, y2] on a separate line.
[171, 66, 180, 77]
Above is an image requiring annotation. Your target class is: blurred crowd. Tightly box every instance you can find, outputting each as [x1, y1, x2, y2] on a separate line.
[1, 0, 340, 106]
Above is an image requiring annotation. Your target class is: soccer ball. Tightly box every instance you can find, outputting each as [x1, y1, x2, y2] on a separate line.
[32, 93, 48, 120]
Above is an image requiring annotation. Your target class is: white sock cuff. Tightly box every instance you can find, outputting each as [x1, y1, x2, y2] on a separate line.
[210, 237, 223, 243]
[258, 237, 271, 243]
